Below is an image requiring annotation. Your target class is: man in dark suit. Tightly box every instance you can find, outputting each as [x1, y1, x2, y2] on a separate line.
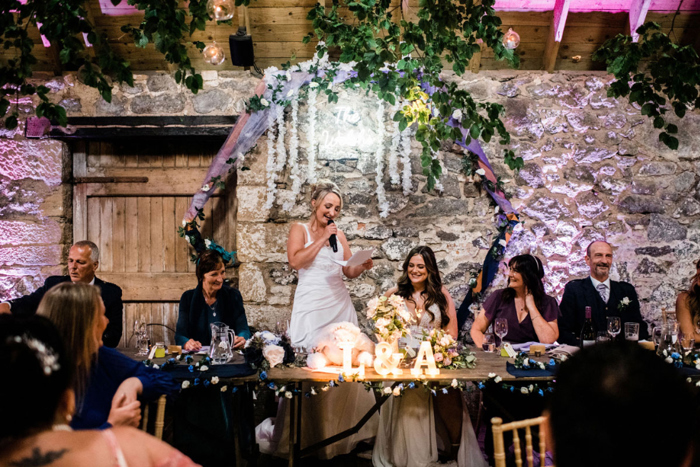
[559, 241, 649, 346]
[0, 241, 123, 347]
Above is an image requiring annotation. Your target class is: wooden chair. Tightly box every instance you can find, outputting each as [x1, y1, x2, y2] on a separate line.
[141, 395, 168, 440]
[491, 416, 553, 467]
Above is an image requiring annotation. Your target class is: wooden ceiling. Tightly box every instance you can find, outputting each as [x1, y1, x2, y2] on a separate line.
[7, 0, 700, 76]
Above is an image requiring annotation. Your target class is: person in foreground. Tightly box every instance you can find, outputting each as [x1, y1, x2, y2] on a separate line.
[373, 246, 486, 467]
[256, 181, 377, 460]
[471, 254, 559, 348]
[559, 240, 649, 345]
[37, 282, 177, 430]
[175, 250, 251, 351]
[0, 314, 199, 467]
[547, 341, 697, 467]
[677, 258, 700, 341]
[0, 240, 123, 347]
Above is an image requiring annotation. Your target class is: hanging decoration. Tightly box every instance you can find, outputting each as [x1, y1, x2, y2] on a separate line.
[264, 109, 278, 210]
[400, 122, 413, 196]
[388, 101, 401, 187]
[275, 104, 287, 173]
[206, 0, 235, 21]
[202, 42, 226, 66]
[502, 28, 520, 50]
[306, 86, 319, 185]
[374, 101, 390, 218]
[283, 93, 302, 212]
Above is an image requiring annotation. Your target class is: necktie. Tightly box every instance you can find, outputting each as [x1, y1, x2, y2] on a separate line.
[597, 283, 609, 303]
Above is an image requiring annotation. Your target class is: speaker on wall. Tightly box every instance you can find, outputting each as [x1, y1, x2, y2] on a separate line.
[229, 27, 255, 67]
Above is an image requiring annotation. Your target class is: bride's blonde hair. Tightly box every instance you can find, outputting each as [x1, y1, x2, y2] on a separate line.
[310, 180, 343, 213]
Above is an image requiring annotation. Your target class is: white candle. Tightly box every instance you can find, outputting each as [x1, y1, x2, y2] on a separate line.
[411, 341, 440, 376]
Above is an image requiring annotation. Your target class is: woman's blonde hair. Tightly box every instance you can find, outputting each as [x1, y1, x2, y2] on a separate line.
[310, 180, 343, 212]
[37, 282, 102, 398]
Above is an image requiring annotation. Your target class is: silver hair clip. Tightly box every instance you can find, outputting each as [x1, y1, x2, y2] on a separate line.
[9, 334, 61, 376]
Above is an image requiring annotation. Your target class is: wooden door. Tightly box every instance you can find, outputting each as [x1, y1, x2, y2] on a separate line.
[72, 140, 236, 348]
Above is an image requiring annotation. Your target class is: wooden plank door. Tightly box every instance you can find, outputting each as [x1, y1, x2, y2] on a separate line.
[73, 140, 236, 348]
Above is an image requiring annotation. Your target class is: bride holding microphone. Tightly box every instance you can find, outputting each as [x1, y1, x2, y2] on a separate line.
[257, 181, 378, 460]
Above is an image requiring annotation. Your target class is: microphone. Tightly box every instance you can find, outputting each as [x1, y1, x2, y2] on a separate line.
[327, 219, 338, 253]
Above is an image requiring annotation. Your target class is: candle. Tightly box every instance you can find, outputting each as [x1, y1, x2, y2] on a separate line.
[411, 341, 440, 376]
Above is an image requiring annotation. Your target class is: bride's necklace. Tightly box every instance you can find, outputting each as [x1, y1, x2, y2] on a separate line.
[52, 424, 72, 432]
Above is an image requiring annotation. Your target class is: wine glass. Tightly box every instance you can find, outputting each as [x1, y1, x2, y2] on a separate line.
[494, 318, 508, 349]
[607, 316, 621, 340]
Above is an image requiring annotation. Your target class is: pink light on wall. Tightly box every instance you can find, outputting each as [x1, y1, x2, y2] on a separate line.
[493, 0, 699, 12]
[98, 0, 141, 16]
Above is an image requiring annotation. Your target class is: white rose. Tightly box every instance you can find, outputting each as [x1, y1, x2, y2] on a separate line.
[286, 70, 292, 81]
[220, 385, 228, 392]
[475, 168, 486, 176]
[494, 206, 500, 214]
[211, 376, 219, 385]
[392, 386, 401, 396]
[376, 318, 391, 328]
[263, 344, 286, 368]
[311, 387, 317, 395]
[440, 336, 451, 347]
[367, 297, 380, 311]
[182, 219, 187, 227]
[287, 89, 295, 98]
[451, 378, 458, 388]
[488, 372, 496, 378]
[499, 239, 507, 247]
[383, 387, 393, 394]
[201, 183, 211, 192]
[451, 109, 462, 120]
[182, 380, 191, 389]
[200, 365, 209, 372]
[520, 386, 529, 394]
[309, 82, 319, 88]
[205, 239, 212, 248]
[621, 297, 631, 305]
[665, 356, 674, 364]
[285, 391, 293, 399]
[495, 376, 502, 383]
[260, 98, 269, 106]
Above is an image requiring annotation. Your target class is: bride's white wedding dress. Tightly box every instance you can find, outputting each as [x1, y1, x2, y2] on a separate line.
[256, 223, 378, 459]
[373, 304, 487, 467]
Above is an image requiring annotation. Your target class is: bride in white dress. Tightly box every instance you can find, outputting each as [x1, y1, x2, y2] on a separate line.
[257, 181, 378, 459]
[373, 246, 487, 467]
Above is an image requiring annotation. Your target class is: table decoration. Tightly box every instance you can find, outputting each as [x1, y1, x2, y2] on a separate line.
[243, 330, 296, 370]
[367, 295, 414, 353]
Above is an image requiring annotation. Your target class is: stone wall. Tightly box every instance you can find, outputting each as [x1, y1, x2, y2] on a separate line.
[3, 69, 700, 339]
[235, 70, 700, 336]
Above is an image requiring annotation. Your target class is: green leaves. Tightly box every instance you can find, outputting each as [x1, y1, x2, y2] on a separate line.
[594, 21, 699, 150]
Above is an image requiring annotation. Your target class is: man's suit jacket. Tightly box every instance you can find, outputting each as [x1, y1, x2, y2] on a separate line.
[10, 276, 123, 348]
[559, 277, 650, 345]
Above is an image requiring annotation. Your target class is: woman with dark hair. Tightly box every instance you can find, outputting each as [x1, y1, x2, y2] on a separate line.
[37, 283, 176, 430]
[373, 246, 486, 467]
[175, 250, 251, 351]
[0, 314, 199, 467]
[471, 254, 559, 347]
[677, 259, 700, 341]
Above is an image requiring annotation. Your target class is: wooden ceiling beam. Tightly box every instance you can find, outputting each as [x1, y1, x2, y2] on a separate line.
[542, 0, 570, 72]
[626, 0, 652, 42]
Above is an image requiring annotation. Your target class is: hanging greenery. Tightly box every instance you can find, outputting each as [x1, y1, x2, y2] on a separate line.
[593, 22, 700, 150]
[0, 0, 211, 130]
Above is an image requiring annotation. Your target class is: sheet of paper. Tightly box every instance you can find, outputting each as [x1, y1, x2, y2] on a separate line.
[331, 249, 373, 267]
[510, 341, 559, 352]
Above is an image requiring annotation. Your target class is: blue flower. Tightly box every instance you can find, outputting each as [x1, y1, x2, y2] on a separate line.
[478, 382, 485, 389]
[204, 380, 211, 387]
[268, 382, 277, 390]
[338, 374, 345, 383]
[672, 352, 681, 359]
[538, 389, 544, 396]
[549, 359, 555, 366]
[233, 387, 238, 393]
[194, 378, 200, 386]
[260, 371, 268, 380]
[510, 386, 515, 392]
[188, 365, 194, 373]
[329, 380, 336, 387]
[168, 358, 176, 364]
[408, 382, 415, 389]
[442, 388, 448, 394]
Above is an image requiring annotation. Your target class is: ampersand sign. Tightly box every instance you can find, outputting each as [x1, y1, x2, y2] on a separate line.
[374, 342, 403, 376]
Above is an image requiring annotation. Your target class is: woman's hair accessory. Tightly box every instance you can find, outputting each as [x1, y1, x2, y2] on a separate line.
[8, 334, 61, 376]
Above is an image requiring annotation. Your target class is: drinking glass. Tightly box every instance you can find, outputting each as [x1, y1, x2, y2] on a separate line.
[624, 322, 640, 342]
[680, 331, 695, 356]
[482, 333, 496, 353]
[494, 318, 508, 349]
[596, 331, 610, 343]
[607, 316, 621, 340]
[134, 321, 149, 356]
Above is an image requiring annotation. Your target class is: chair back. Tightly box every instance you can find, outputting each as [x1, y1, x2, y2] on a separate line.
[491, 415, 552, 467]
[141, 394, 168, 440]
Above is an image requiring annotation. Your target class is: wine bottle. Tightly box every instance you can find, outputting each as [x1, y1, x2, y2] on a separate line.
[580, 306, 596, 348]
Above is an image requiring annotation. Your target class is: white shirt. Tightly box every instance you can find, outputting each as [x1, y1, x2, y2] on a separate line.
[590, 276, 611, 302]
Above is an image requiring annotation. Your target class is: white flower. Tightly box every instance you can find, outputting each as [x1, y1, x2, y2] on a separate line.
[287, 89, 295, 98]
[285, 391, 293, 399]
[260, 331, 280, 345]
[376, 318, 391, 328]
[494, 376, 502, 383]
[393, 386, 401, 396]
[211, 376, 220, 385]
[182, 219, 187, 227]
[383, 387, 393, 395]
[475, 168, 486, 176]
[260, 98, 269, 107]
[696, 363, 700, 370]
[200, 365, 209, 372]
[309, 82, 319, 88]
[263, 344, 286, 368]
[520, 386, 529, 394]
[204, 239, 212, 248]
[621, 297, 631, 305]
[537, 362, 545, 370]
[696, 381, 700, 387]
[688, 377, 693, 383]
[152, 364, 159, 369]
[201, 184, 211, 192]
[560, 355, 567, 362]
[529, 385, 534, 392]
[451, 378, 458, 388]
[451, 109, 462, 120]
[665, 356, 674, 364]
[494, 206, 500, 214]
[488, 372, 496, 378]
[499, 239, 507, 247]
[221, 385, 228, 392]
[440, 336, 452, 347]
[311, 387, 317, 396]
[182, 380, 191, 389]
[286, 70, 292, 81]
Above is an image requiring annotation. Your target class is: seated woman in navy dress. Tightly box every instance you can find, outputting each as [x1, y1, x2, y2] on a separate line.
[471, 254, 559, 347]
[37, 282, 177, 430]
[176, 250, 251, 351]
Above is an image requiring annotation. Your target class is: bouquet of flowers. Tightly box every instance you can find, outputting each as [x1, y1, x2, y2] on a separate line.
[243, 331, 295, 370]
[422, 328, 477, 369]
[366, 294, 415, 342]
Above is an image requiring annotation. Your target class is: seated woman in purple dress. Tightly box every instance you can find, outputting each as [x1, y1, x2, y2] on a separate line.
[471, 254, 559, 347]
